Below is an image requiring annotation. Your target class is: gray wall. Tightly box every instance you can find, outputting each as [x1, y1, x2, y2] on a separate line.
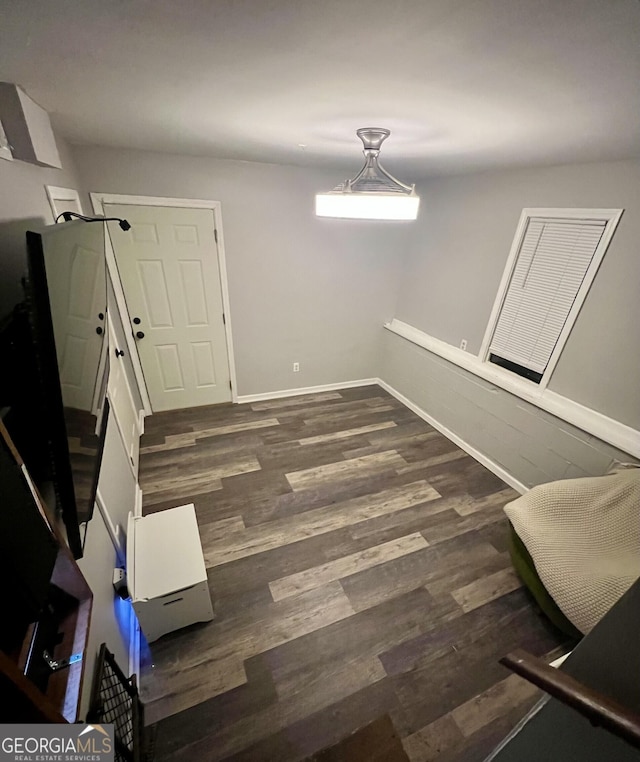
[71, 145, 411, 396]
[380, 159, 639, 487]
[0, 138, 84, 319]
[393, 159, 640, 428]
[380, 331, 632, 489]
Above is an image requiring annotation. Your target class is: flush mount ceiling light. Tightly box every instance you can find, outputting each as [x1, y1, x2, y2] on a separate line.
[315, 128, 419, 221]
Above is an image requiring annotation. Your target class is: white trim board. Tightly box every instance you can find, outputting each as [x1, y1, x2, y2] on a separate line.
[550, 651, 572, 668]
[385, 319, 640, 459]
[90, 192, 239, 406]
[236, 377, 527, 494]
[128, 609, 141, 680]
[236, 378, 379, 404]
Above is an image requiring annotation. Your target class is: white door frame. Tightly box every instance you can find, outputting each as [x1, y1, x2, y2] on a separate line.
[90, 193, 238, 410]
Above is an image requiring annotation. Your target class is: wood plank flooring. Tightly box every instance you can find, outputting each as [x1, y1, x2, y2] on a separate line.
[138, 385, 574, 761]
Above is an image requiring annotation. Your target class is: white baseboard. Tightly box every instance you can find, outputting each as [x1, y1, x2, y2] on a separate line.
[377, 379, 529, 495]
[236, 378, 379, 404]
[128, 608, 141, 679]
[134, 484, 143, 517]
[128, 490, 142, 677]
[550, 651, 572, 668]
[95, 488, 124, 555]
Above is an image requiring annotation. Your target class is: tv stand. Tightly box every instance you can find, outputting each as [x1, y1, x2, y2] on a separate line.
[1, 546, 93, 722]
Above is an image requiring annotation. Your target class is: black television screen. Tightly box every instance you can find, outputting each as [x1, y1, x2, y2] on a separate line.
[0, 420, 58, 653]
[25, 222, 109, 558]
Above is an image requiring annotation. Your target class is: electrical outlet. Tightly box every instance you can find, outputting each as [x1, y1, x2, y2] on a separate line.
[460, 339, 467, 351]
[293, 362, 300, 372]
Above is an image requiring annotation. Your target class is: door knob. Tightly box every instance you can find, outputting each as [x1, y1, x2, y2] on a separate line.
[133, 317, 141, 325]
[96, 326, 103, 335]
[135, 331, 145, 340]
[115, 349, 125, 358]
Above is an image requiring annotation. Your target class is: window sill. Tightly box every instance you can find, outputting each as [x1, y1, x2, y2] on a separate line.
[384, 319, 639, 459]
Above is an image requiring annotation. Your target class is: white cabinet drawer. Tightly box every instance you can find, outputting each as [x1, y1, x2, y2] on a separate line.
[133, 580, 213, 643]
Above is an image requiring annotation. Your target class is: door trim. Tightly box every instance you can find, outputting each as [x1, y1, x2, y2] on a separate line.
[90, 193, 238, 407]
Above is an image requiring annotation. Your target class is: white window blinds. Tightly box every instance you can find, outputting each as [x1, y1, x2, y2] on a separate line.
[489, 218, 606, 375]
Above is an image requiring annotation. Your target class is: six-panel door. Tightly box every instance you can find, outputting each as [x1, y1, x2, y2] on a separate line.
[105, 204, 231, 411]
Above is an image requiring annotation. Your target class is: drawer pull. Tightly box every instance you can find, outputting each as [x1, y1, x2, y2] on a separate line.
[163, 597, 184, 606]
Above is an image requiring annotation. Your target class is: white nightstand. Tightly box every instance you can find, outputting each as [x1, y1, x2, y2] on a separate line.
[127, 503, 213, 643]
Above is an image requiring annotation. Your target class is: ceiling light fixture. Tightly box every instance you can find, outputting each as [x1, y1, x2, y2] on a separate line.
[315, 128, 419, 221]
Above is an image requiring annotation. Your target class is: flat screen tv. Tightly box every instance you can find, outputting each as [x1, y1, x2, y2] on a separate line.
[0, 419, 59, 653]
[23, 222, 109, 558]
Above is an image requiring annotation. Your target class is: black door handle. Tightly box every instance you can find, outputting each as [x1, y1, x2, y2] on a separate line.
[115, 349, 125, 358]
[96, 326, 103, 335]
[133, 317, 141, 325]
[135, 331, 145, 340]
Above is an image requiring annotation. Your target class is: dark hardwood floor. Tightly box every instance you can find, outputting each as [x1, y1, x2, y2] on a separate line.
[138, 385, 573, 761]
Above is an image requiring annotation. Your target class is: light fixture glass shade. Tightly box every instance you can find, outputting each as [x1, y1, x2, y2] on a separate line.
[315, 192, 420, 220]
[315, 128, 419, 221]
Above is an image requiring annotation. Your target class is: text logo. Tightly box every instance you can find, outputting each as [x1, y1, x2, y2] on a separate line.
[0, 724, 115, 762]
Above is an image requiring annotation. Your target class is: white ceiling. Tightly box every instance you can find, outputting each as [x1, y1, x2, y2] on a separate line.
[1, 0, 639, 177]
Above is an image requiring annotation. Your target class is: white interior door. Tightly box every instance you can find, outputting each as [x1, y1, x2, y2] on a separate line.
[105, 204, 231, 412]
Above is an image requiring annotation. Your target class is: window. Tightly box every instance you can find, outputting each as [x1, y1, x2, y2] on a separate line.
[481, 208, 623, 386]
